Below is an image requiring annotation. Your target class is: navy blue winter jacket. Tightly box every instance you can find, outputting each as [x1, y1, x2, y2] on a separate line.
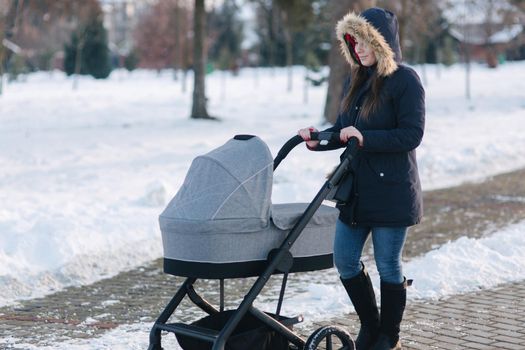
[317, 8, 425, 227]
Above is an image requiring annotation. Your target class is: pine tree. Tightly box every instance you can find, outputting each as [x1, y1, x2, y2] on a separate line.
[64, 17, 111, 79]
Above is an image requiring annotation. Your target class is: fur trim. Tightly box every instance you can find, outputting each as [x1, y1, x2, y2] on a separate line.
[336, 11, 398, 77]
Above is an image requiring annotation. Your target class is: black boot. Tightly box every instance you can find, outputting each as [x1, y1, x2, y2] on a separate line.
[340, 263, 380, 350]
[370, 278, 411, 350]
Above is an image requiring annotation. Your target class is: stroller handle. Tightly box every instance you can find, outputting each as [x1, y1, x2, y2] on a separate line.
[310, 131, 341, 143]
[274, 132, 358, 170]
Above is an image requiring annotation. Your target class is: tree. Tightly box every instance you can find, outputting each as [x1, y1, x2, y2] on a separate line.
[208, 0, 243, 70]
[191, 0, 212, 119]
[274, 0, 314, 91]
[64, 12, 111, 80]
[250, 0, 324, 70]
[134, 0, 192, 71]
[124, 49, 138, 71]
[0, 0, 106, 91]
[378, 0, 445, 85]
[251, 0, 279, 67]
[1, 0, 21, 95]
[1, 0, 103, 72]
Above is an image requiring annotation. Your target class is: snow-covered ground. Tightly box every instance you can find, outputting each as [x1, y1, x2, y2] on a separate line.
[0, 62, 524, 312]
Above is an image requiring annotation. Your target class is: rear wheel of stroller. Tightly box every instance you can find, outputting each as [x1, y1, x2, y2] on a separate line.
[305, 326, 354, 350]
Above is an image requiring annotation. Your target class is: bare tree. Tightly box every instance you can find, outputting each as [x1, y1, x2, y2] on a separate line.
[5, 0, 80, 68]
[323, 0, 376, 124]
[173, 0, 181, 80]
[274, 0, 314, 92]
[0, 0, 104, 92]
[275, 4, 294, 92]
[380, 0, 444, 84]
[181, 4, 192, 93]
[251, 0, 278, 72]
[134, 0, 192, 71]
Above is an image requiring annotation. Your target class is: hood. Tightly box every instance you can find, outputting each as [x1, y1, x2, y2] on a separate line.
[336, 7, 401, 77]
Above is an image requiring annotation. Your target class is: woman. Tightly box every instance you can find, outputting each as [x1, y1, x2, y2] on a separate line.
[298, 7, 425, 350]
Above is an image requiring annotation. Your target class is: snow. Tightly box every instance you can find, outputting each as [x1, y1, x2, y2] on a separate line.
[0, 323, 181, 350]
[405, 220, 525, 299]
[1, 62, 525, 312]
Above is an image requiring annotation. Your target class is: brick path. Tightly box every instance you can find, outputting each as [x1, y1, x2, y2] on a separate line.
[1, 169, 525, 349]
[2, 272, 524, 349]
[317, 281, 525, 350]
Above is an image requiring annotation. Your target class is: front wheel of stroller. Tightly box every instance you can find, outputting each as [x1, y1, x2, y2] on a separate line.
[304, 326, 354, 350]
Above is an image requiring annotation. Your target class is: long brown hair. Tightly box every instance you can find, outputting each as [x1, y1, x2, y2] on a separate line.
[341, 66, 385, 119]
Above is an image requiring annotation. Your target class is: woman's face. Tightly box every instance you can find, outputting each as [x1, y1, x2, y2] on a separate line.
[354, 38, 377, 67]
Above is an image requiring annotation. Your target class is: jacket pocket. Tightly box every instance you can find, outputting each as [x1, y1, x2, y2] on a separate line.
[364, 153, 407, 184]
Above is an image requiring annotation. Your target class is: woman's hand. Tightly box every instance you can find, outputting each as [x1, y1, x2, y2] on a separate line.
[340, 126, 364, 146]
[298, 126, 319, 149]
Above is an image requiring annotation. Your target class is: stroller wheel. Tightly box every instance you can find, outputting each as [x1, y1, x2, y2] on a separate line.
[304, 326, 354, 350]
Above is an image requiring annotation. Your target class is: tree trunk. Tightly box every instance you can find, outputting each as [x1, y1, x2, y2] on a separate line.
[303, 67, 308, 104]
[285, 29, 293, 91]
[190, 0, 211, 119]
[323, 39, 346, 124]
[397, 0, 409, 55]
[173, 0, 180, 80]
[0, 45, 4, 95]
[323, 0, 376, 124]
[72, 33, 84, 90]
[181, 6, 190, 93]
[269, 5, 278, 75]
[464, 43, 471, 100]
[280, 10, 293, 92]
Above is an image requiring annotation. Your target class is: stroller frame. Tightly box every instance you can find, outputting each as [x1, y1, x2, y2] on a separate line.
[148, 133, 357, 350]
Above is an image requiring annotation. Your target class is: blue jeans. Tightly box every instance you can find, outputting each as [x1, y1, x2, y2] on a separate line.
[333, 219, 407, 284]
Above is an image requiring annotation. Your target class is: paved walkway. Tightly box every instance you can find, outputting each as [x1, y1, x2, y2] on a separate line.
[1, 169, 525, 349]
[2, 274, 524, 349]
[320, 281, 525, 350]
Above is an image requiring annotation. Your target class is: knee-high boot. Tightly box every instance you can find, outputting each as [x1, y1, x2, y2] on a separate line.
[371, 278, 411, 350]
[340, 263, 380, 350]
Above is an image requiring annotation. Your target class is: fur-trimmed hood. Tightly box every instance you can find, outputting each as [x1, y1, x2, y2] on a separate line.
[336, 7, 402, 77]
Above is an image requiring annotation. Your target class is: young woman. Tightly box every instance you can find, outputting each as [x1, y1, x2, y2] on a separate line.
[298, 7, 425, 350]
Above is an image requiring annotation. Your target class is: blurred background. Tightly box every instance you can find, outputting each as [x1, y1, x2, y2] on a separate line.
[1, 0, 524, 121]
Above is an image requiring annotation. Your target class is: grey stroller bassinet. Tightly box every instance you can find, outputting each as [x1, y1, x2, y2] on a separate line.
[160, 135, 338, 279]
[149, 133, 358, 350]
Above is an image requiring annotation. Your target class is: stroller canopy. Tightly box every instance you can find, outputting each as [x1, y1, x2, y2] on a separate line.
[160, 136, 274, 235]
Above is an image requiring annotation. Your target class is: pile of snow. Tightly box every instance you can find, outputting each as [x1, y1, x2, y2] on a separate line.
[1, 62, 525, 307]
[406, 221, 525, 299]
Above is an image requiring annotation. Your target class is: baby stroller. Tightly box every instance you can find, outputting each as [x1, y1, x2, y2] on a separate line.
[149, 133, 359, 350]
